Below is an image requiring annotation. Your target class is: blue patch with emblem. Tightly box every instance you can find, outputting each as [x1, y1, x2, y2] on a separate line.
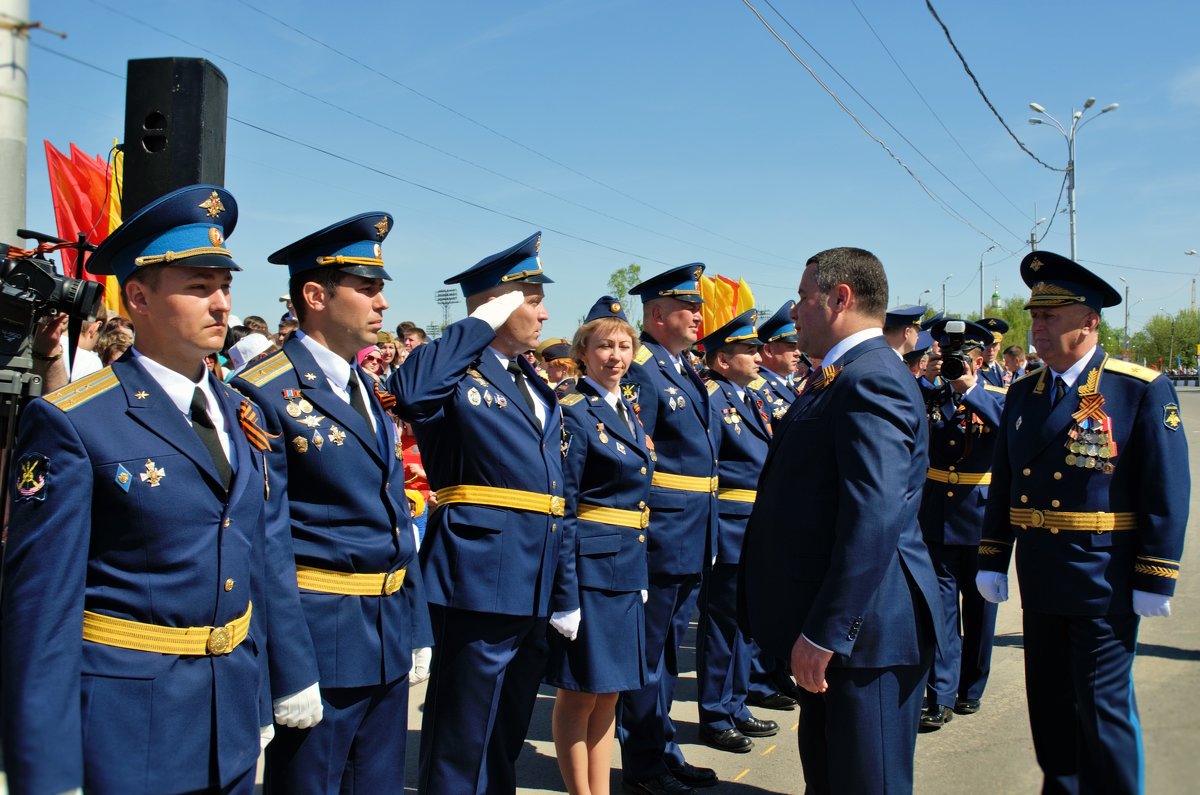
[621, 382, 639, 404]
[14, 453, 48, 502]
[115, 463, 133, 492]
[1164, 403, 1181, 432]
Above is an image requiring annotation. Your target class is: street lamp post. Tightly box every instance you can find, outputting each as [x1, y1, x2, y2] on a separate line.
[941, 274, 953, 314]
[1029, 217, 1047, 251]
[1187, 250, 1198, 312]
[1029, 98, 1119, 260]
[979, 245, 996, 316]
[918, 288, 931, 306]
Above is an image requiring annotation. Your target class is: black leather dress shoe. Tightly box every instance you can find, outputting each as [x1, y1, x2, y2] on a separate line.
[920, 705, 955, 730]
[954, 698, 981, 714]
[700, 727, 753, 753]
[748, 692, 798, 711]
[623, 773, 696, 794]
[735, 716, 780, 737]
[666, 761, 718, 788]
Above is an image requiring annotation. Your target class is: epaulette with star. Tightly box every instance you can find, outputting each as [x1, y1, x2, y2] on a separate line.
[1103, 358, 1160, 383]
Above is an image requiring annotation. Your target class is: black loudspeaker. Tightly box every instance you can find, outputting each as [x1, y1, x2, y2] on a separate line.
[121, 58, 229, 217]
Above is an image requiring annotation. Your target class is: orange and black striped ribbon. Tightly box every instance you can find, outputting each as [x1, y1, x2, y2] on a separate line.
[237, 400, 275, 452]
[373, 382, 398, 414]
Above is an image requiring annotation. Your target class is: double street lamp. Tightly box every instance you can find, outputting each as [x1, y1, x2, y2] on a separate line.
[1029, 98, 1119, 260]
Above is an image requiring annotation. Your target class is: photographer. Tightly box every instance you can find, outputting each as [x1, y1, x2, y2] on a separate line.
[30, 312, 71, 393]
[918, 319, 1007, 728]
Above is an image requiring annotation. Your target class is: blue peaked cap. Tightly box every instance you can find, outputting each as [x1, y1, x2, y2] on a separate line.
[445, 232, 552, 298]
[698, 308, 760, 352]
[884, 304, 926, 327]
[629, 263, 705, 304]
[86, 184, 240, 285]
[1021, 250, 1121, 311]
[269, 212, 394, 280]
[757, 300, 797, 344]
[584, 295, 630, 324]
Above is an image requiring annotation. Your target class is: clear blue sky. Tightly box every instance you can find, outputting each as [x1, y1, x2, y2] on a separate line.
[21, 0, 1200, 339]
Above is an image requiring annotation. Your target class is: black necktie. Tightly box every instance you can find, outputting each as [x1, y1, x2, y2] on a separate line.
[507, 359, 537, 416]
[346, 367, 373, 426]
[743, 391, 757, 414]
[190, 387, 231, 490]
[1052, 376, 1067, 408]
[617, 399, 634, 435]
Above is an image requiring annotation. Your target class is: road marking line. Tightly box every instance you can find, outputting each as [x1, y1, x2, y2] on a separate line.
[761, 743, 777, 756]
[734, 769, 750, 782]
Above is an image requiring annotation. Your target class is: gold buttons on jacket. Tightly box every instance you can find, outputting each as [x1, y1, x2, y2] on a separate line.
[1020, 495, 1029, 504]
[638, 501, 646, 509]
[1023, 468, 1032, 476]
[551, 523, 557, 533]
[640, 467, 647, 475]
[638, 534, 645, 543]
[1051, 500, 1061, 508]
[223, 518, 231, 528]
[224, 579, 235, 592]
[1053, 471, 1063, 480]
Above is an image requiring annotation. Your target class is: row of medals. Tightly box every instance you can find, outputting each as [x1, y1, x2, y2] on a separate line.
[1064, 423, 1115, 473]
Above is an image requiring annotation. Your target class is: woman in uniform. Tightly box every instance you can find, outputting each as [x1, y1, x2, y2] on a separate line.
[548, 299, 654, 795]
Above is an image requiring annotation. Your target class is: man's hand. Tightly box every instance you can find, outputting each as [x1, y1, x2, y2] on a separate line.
[469, 290, 525, 331]
[272, 681, 323, 729]
[1133, 590, 1171, 618]
[791, 634, 833, 694]
[976, 571, 1009, 604]
[260, 723, 275, 750]
[949, 357, 978, 394]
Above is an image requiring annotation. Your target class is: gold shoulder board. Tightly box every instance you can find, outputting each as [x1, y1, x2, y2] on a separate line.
[983, 384, 1008, 394]
[559, 393, 584, 406]
[747, 376, 766, 390]
[633, 345, 652, 365]
[44, 367, 119, 412]
[1011, 368, 1041, 384]
[705, 380, 720, 396]
[239, 351, 294, 387]
[1104, 358, 1159, 383]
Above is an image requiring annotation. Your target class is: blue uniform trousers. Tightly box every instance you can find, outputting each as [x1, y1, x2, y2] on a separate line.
[926, 540, 998, 707]
[1022, 610, 1142, 795]
[696, 563, 753, 731]
[796, 654, 930, 794]
[181, 765, 256, 795]
[418, 606, 549, 795]
[618, 572, 701, 780]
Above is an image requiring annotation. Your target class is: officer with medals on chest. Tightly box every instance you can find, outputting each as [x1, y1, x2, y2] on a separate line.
[545, 296, 655, 793]
[917, 319, 1006, 729]
[233, 213, 473, 793]
[618, 264, 720, 794]
[693, 310, 783, 754]
[976, 317, 1009, 388]
[392, 232, 572, 795]
[2, 186, 286, 795]
[747, 300, 801, 430]
[977, 251, 1190, 794]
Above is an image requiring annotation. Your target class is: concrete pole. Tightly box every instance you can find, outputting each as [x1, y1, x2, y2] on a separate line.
[0, 0, 30, 246]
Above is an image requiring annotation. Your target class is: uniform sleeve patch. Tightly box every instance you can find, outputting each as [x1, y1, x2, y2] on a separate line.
[621, 382, 640, 404]
[14, 453, 48, 502]
[1164, 403, 1182, 431]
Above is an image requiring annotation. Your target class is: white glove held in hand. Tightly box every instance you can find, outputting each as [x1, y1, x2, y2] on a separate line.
[469, 289, 525, 331]
[976, 571, 1009, 604]
[273, 681, 323, 729]
[550, 608, 582, 641]
[641, 590, 648, 604]
[1133, 589, 1171, 618]
[260, 723, 275, 750]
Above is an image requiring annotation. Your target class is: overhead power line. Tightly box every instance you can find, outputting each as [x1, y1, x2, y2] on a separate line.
[923, 0, 1063, 172]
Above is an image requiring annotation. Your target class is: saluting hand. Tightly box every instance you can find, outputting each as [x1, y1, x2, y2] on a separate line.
[791, 634, 833, 694]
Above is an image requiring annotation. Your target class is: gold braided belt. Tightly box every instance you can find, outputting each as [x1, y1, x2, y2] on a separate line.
[717, 488, 757, 503]
[577, 503, 650, 529]
[435, 485, 565, 517]
[296, 565, 407, 596]
[927, 468, 992, 486]
[1010, 508, 1137, 533]
[82, 602, 251, 656]
[651, 472, 719, 493]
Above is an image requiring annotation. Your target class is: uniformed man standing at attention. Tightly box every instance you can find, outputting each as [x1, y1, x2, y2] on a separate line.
[618, 264, 720, 795]
[393, 232, 574, 795]
[694, 310, 781, 754]
[234, 213, 500, 793]
[977, 251, 1189, 794]
[2, 186, 283, 795]
[749, 300, 801, 430]
[917, 319, 1006, 729]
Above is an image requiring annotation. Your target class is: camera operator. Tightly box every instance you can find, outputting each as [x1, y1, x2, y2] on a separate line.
[30, 313, 71, 393]
[918, 319, 1007, 728]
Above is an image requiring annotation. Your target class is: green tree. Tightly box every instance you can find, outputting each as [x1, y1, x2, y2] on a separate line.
[606, 263, 642, 329]
[1130, 309, 1200, 370]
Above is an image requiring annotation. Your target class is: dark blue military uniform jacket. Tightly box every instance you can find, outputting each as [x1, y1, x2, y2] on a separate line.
[621, 336, 719, 575]
[557, 380, 654, 594]
[741, 336, 943, 667]
[2, 357, 279, 795]
[979, 348, 1189, 614]
[706, 374, 771, 563]
[393, 318, 572, 617]
[233, 335, 434, 693]
[919, 382, 1006, 546]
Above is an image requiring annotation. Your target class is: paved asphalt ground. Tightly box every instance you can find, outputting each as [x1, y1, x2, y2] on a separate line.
[4, 395, 1196, 794]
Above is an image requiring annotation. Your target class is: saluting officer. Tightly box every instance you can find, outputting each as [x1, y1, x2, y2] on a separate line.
[917, 319, 1006, 729]
[694, 310, 781, 754]
[2, 186, 283, 795]
[976, 317, 1009, 388]
[232, 213, 453, 793]
[977, 251, 1189, 794]
[393, 233, 572, 795]
[749, 300, 800, 429]
[618, 264, 720, 795]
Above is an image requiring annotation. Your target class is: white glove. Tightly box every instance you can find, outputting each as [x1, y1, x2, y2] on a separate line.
[55, 790, 83, 795]
[469, 289, 525, 331]
[260, 723, 275, 750]
[1133, 589, 1172, 618]
[550, 608, 582, 641]
[272, 681, 323, 729]
[641, 589, 648, 604]
[410, 646, 432, 685]
[976, 571, 1009, 604]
